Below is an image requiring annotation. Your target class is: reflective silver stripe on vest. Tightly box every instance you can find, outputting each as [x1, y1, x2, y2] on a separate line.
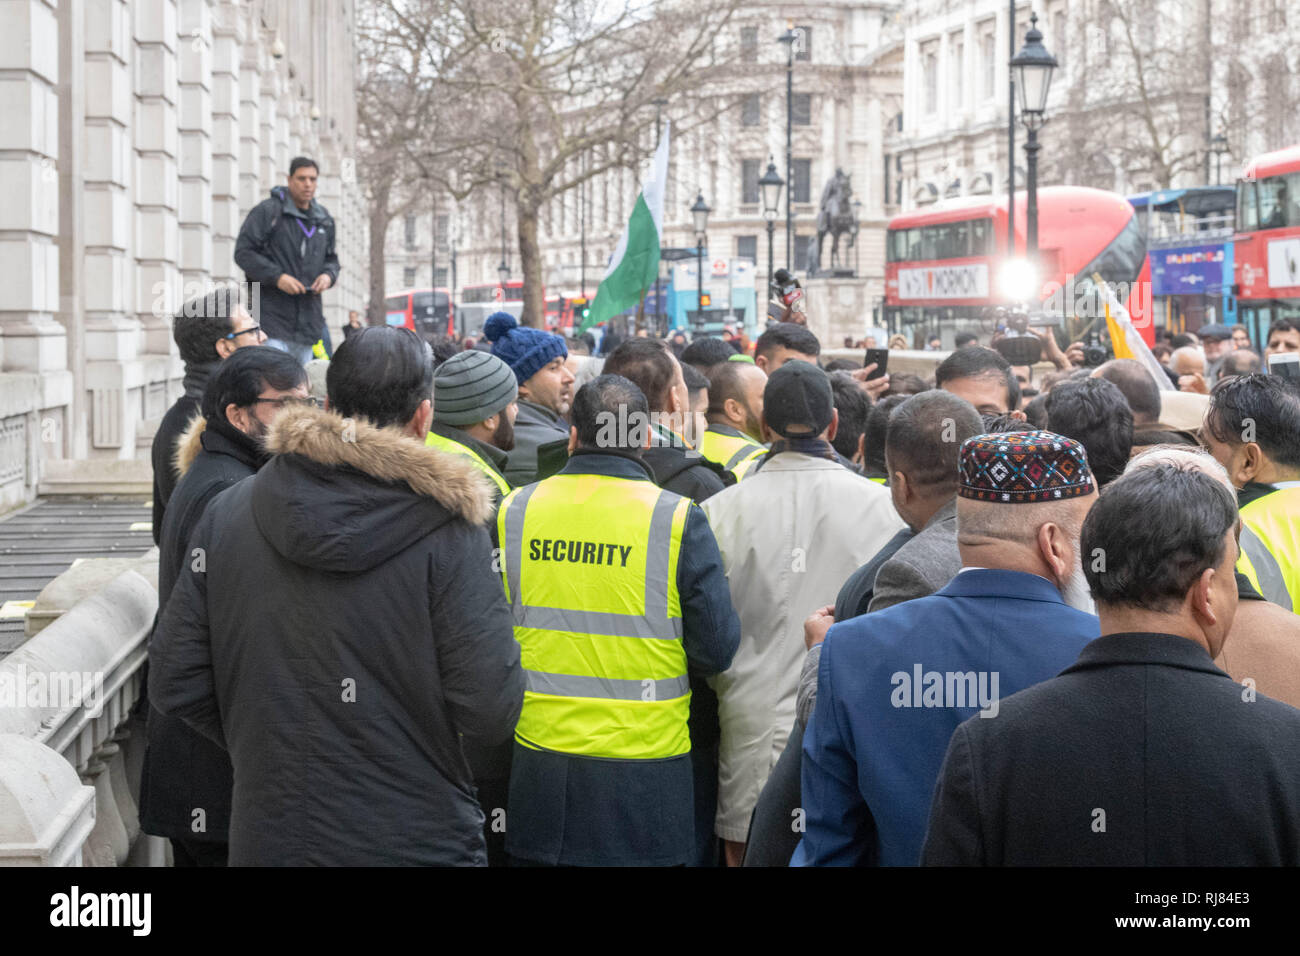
[502, 482, 683, 640]
[525, 669, 690, 701]
[1240, 524, 1294, 612]
[503, 483, 541, 608]
[724, 443, 761, 470]
[515, 605, 683, 640]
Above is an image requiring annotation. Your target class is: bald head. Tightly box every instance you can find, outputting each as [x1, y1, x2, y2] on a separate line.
[1094, 359, 1160, 426]
[706, 360, 767, 441]
[1170, 346, 1205, 377]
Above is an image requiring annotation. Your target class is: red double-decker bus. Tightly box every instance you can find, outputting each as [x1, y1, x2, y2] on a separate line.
[383, 288, 454, 340]
[1233, 144, 1300, 347]
[884, 185, 1153, 346]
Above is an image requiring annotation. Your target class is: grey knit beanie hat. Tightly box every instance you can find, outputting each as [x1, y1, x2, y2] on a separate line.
[432, 350, 518, 425]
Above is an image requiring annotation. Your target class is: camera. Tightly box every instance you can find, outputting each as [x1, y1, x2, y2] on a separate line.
[1080, 331, 1109, 368]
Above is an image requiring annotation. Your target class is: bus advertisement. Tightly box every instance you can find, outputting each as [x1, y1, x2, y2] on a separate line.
[884, 186, 1153, 348]
[1233, 144, 1300, 347]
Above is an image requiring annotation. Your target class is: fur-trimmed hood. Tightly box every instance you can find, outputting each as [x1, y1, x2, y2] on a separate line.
[173, 413, 207, 477]
[264, 404, 493, 526]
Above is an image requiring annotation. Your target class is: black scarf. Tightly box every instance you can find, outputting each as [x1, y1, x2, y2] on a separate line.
[183, 360, 220, 401]
[766, 436, 840, 462]
[203, 413, 271, 470]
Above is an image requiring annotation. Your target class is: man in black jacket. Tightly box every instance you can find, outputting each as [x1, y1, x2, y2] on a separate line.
[150, 327, 524, 865]
[151, 285, 266, 544]
[233, 156, 340, 365]
[603, 338, 732, 505]
[140, 346, 307, 866]
[922, 462, 1300, 866]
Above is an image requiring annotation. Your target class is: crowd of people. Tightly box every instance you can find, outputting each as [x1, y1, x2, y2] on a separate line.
[138, 157, 1300, 866]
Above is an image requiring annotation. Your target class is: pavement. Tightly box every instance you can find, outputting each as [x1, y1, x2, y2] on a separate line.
[0, 497, 154, 661]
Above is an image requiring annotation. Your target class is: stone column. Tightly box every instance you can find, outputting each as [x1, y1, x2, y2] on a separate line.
[209, 0, 241, 284]
[236, 27, 261, 217]
[131, 0, 179, 360]
[176, 0, 213, 305]
[0, 0, 65, 375]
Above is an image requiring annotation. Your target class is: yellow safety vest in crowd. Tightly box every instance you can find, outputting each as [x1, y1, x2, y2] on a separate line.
[1237, 486, 1300, 612]
[426, 430, 511, 496]
[698, 426, 766, 482]
[498, 473, 692, 760]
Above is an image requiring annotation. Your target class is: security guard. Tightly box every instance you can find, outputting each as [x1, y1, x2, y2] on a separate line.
[1200, 373, 1300, 611]
[499, 373, 740, 866]
[426, 350, 517, 506]
[699, 359, 768, 482]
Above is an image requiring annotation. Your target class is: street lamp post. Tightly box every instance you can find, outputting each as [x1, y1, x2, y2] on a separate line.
[778, 25, 799, 272]
[1010, 13, 1058, 264]
[653, 97, 669, 335]
[1007, 0, 1016, 257]
[1210, 133, 1229, 186]
[449, 232, 458, 330]
[690, 191, 711, 325]
[759, 157, 784, 296]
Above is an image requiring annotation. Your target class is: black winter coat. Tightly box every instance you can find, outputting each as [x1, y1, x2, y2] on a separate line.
[233, 187, 340, 345]
[922, 632, 1300, 866]
[149, 405, 524, 865]
[140, 416, 264, 844]
[642, 430, 732, 505]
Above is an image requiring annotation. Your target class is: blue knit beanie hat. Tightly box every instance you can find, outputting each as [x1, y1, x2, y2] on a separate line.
[484, 311, 568, 385]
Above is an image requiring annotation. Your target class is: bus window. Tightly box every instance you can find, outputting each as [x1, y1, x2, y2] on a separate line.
[970, 218, 992, 255]
[1258, 175, 1289, 230]
[1237, 181, 1258, 231]
[949, 221, 970, 258]
[920, 226, 939, 261]
[383, 295, 406, 312]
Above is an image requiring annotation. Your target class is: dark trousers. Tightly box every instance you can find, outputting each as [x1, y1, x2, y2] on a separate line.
[171, 837, 229, 867]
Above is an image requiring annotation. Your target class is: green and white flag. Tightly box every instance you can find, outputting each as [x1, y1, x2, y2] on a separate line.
[582, 122, 669, 332]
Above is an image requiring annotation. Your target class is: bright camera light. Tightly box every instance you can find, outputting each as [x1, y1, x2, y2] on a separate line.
[999, 258, 1039, 304]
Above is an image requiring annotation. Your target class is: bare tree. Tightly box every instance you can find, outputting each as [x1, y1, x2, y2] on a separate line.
[372, 0, 743, 327]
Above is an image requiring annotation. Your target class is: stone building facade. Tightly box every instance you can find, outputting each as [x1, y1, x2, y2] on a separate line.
[0, 0, 366, 511]
[889, 0, 1300, 211]
[415, 1, 904, 347]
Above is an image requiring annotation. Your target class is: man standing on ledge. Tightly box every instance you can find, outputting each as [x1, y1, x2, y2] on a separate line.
[235, 156, 339, 365]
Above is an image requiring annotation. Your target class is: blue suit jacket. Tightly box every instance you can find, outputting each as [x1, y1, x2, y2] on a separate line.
[795, 569, 1099, 866]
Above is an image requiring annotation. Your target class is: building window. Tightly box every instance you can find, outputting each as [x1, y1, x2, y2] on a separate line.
[435, 214, 449, 249]
[740, 26, 758, 62]
[792, 159, 811, 203]
[741, 93, 761, 127]
[949, 36, 963, 112]
[980, 26, 995, 100]
[736, 235, 757, 264]
[434, 267, 448, 288]
[923, 42, 939, 114]
[404, 215, 417, 249]
[403, 266, 417, 287]
[792, 93, 812, 126]
[794, 25, 812, 61]
[741, 159, 761, 204]
[794, 234, 816, 270]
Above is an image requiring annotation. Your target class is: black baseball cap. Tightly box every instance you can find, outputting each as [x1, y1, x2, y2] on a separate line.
[763, 360, 833, 438]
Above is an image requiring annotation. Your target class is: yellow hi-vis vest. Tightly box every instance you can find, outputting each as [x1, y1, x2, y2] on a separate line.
[698, 427, 766, 481]
[1237, 486, 1300, 612]
[426, 430, 511, 496]
[498, 473, 692, 760]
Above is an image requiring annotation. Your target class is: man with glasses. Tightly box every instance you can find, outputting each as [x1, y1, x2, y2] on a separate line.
[151, 285, 267, 545]
[140, 346, 307, 866]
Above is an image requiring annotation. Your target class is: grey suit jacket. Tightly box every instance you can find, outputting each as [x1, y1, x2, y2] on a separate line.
[867, 497, 960, 613]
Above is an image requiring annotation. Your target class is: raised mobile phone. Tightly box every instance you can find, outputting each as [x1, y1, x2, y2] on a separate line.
[1268, 352, 1299, 382]
[863, 347, 889, 380]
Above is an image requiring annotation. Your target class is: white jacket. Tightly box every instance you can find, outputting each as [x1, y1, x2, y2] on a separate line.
[701, 452, 905, 842]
